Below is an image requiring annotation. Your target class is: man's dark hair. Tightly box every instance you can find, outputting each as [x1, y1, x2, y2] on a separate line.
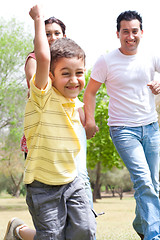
[50, 38, 86, 74]
[117, 10, 143, 32]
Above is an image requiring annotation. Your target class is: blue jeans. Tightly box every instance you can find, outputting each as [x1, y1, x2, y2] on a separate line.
[110, 122, 160, 240]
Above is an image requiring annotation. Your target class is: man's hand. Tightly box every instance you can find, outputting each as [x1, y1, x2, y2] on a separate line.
[147, 81, 160, 95]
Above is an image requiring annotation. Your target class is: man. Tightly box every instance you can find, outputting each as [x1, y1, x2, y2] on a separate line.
[83, 10, 160, 240]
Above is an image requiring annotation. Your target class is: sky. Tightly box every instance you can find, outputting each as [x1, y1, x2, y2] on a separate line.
[1, 0, 160, 69]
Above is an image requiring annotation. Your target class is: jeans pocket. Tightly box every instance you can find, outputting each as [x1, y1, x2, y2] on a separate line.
[151, 122, 159, 131]
[109, 126, 125, 140]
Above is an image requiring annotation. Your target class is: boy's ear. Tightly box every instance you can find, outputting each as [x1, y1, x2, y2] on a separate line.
[49, 72, 55, 83]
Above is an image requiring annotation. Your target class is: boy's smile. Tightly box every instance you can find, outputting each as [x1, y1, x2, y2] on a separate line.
[52, 57, 85, 99]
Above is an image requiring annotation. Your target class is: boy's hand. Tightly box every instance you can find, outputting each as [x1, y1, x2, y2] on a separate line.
[29, 5, 44, 20]
[29, 4, 50, 90]
[147, 81, 160, 95]
[85, 122, 99, 139]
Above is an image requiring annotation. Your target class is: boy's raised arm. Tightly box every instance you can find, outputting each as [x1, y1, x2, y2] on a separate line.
[29, 5, 50, 89]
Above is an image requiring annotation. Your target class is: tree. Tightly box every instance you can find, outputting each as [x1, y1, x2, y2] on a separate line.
[88, 83, 123, 201]
[79, 70, 123, 202]
[0, 17, 33, 132]
[105, 167, 133, 200]
[0, 17, 33, 196]
[88, 166, 133, 200]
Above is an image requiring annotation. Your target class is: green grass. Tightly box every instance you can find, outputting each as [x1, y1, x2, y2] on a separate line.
[94, 196, 138, 239]
[0, 195, 139, 240]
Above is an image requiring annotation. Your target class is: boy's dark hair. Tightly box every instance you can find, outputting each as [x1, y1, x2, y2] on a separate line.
[116, 10, 143, 32]
[50, 38, 86, 74]
[45, 16, 66, 36]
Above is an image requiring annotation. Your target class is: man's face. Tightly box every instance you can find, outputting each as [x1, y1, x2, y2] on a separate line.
[117, 19, 143, 55]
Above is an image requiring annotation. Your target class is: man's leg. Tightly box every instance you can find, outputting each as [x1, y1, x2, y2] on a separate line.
[110, 125, 160, 239]
[142, 122, 160, 195]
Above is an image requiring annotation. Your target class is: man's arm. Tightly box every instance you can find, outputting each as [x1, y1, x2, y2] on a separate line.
[83, 78, 102, 139]
[29, 5, 50, 89]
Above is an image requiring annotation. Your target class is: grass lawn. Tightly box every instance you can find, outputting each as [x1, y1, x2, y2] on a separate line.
[0, 194, 139, 240]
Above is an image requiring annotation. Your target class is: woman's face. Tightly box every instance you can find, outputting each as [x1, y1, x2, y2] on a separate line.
[45, 23, 65, 47]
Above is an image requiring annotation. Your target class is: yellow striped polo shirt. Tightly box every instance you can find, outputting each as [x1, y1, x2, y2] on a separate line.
[23, 76, 83, 185]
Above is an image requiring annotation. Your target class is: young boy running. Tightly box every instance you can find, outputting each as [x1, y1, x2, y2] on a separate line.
[4, 5, 96, 240]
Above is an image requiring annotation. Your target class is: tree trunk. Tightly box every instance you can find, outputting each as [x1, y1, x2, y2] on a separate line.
[116, 187, 123, 200]
[96, 184, 102, 199]
[11, 173, 23, 197]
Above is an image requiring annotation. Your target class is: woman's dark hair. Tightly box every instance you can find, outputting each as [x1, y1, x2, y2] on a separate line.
[45, 16, 66, 35]
[117, 10, 143, 32]
[28, 16, 66, 55]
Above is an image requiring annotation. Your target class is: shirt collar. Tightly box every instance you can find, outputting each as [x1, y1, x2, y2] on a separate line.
[52, 86, 84, 109]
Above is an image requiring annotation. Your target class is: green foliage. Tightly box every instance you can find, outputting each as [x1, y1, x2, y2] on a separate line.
[88, 166, 133, 193]
[105, 167, 133, 192]
[20, 183, 27, 196]
[0, 172, 9, 193]
[82, 70, 122, 170]
[0, 17, 33, 196]
[78, 69, 92, 101]
[0, 17, 33, 132]
[79, 69, 123, 200]
[0, 18, 33, 83]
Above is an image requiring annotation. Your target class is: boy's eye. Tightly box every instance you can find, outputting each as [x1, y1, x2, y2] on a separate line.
[76, 71, 84, 76]
[62, 72, 69, 76]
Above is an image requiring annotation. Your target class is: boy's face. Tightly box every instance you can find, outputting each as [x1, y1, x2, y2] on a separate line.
[52, 57, 85, 99]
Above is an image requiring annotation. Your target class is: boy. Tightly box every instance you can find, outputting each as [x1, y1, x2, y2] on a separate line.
[4, 5, 96, 240]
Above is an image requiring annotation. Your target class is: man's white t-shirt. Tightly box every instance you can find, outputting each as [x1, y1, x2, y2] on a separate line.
[91, 48, 160, 126]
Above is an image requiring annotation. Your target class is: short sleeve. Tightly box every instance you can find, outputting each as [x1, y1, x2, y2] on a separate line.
[29, 74, 52, 110]
[91, 55, 108, 83]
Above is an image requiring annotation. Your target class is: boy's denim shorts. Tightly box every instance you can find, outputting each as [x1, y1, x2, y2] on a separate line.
[26, 176, 96, 240]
